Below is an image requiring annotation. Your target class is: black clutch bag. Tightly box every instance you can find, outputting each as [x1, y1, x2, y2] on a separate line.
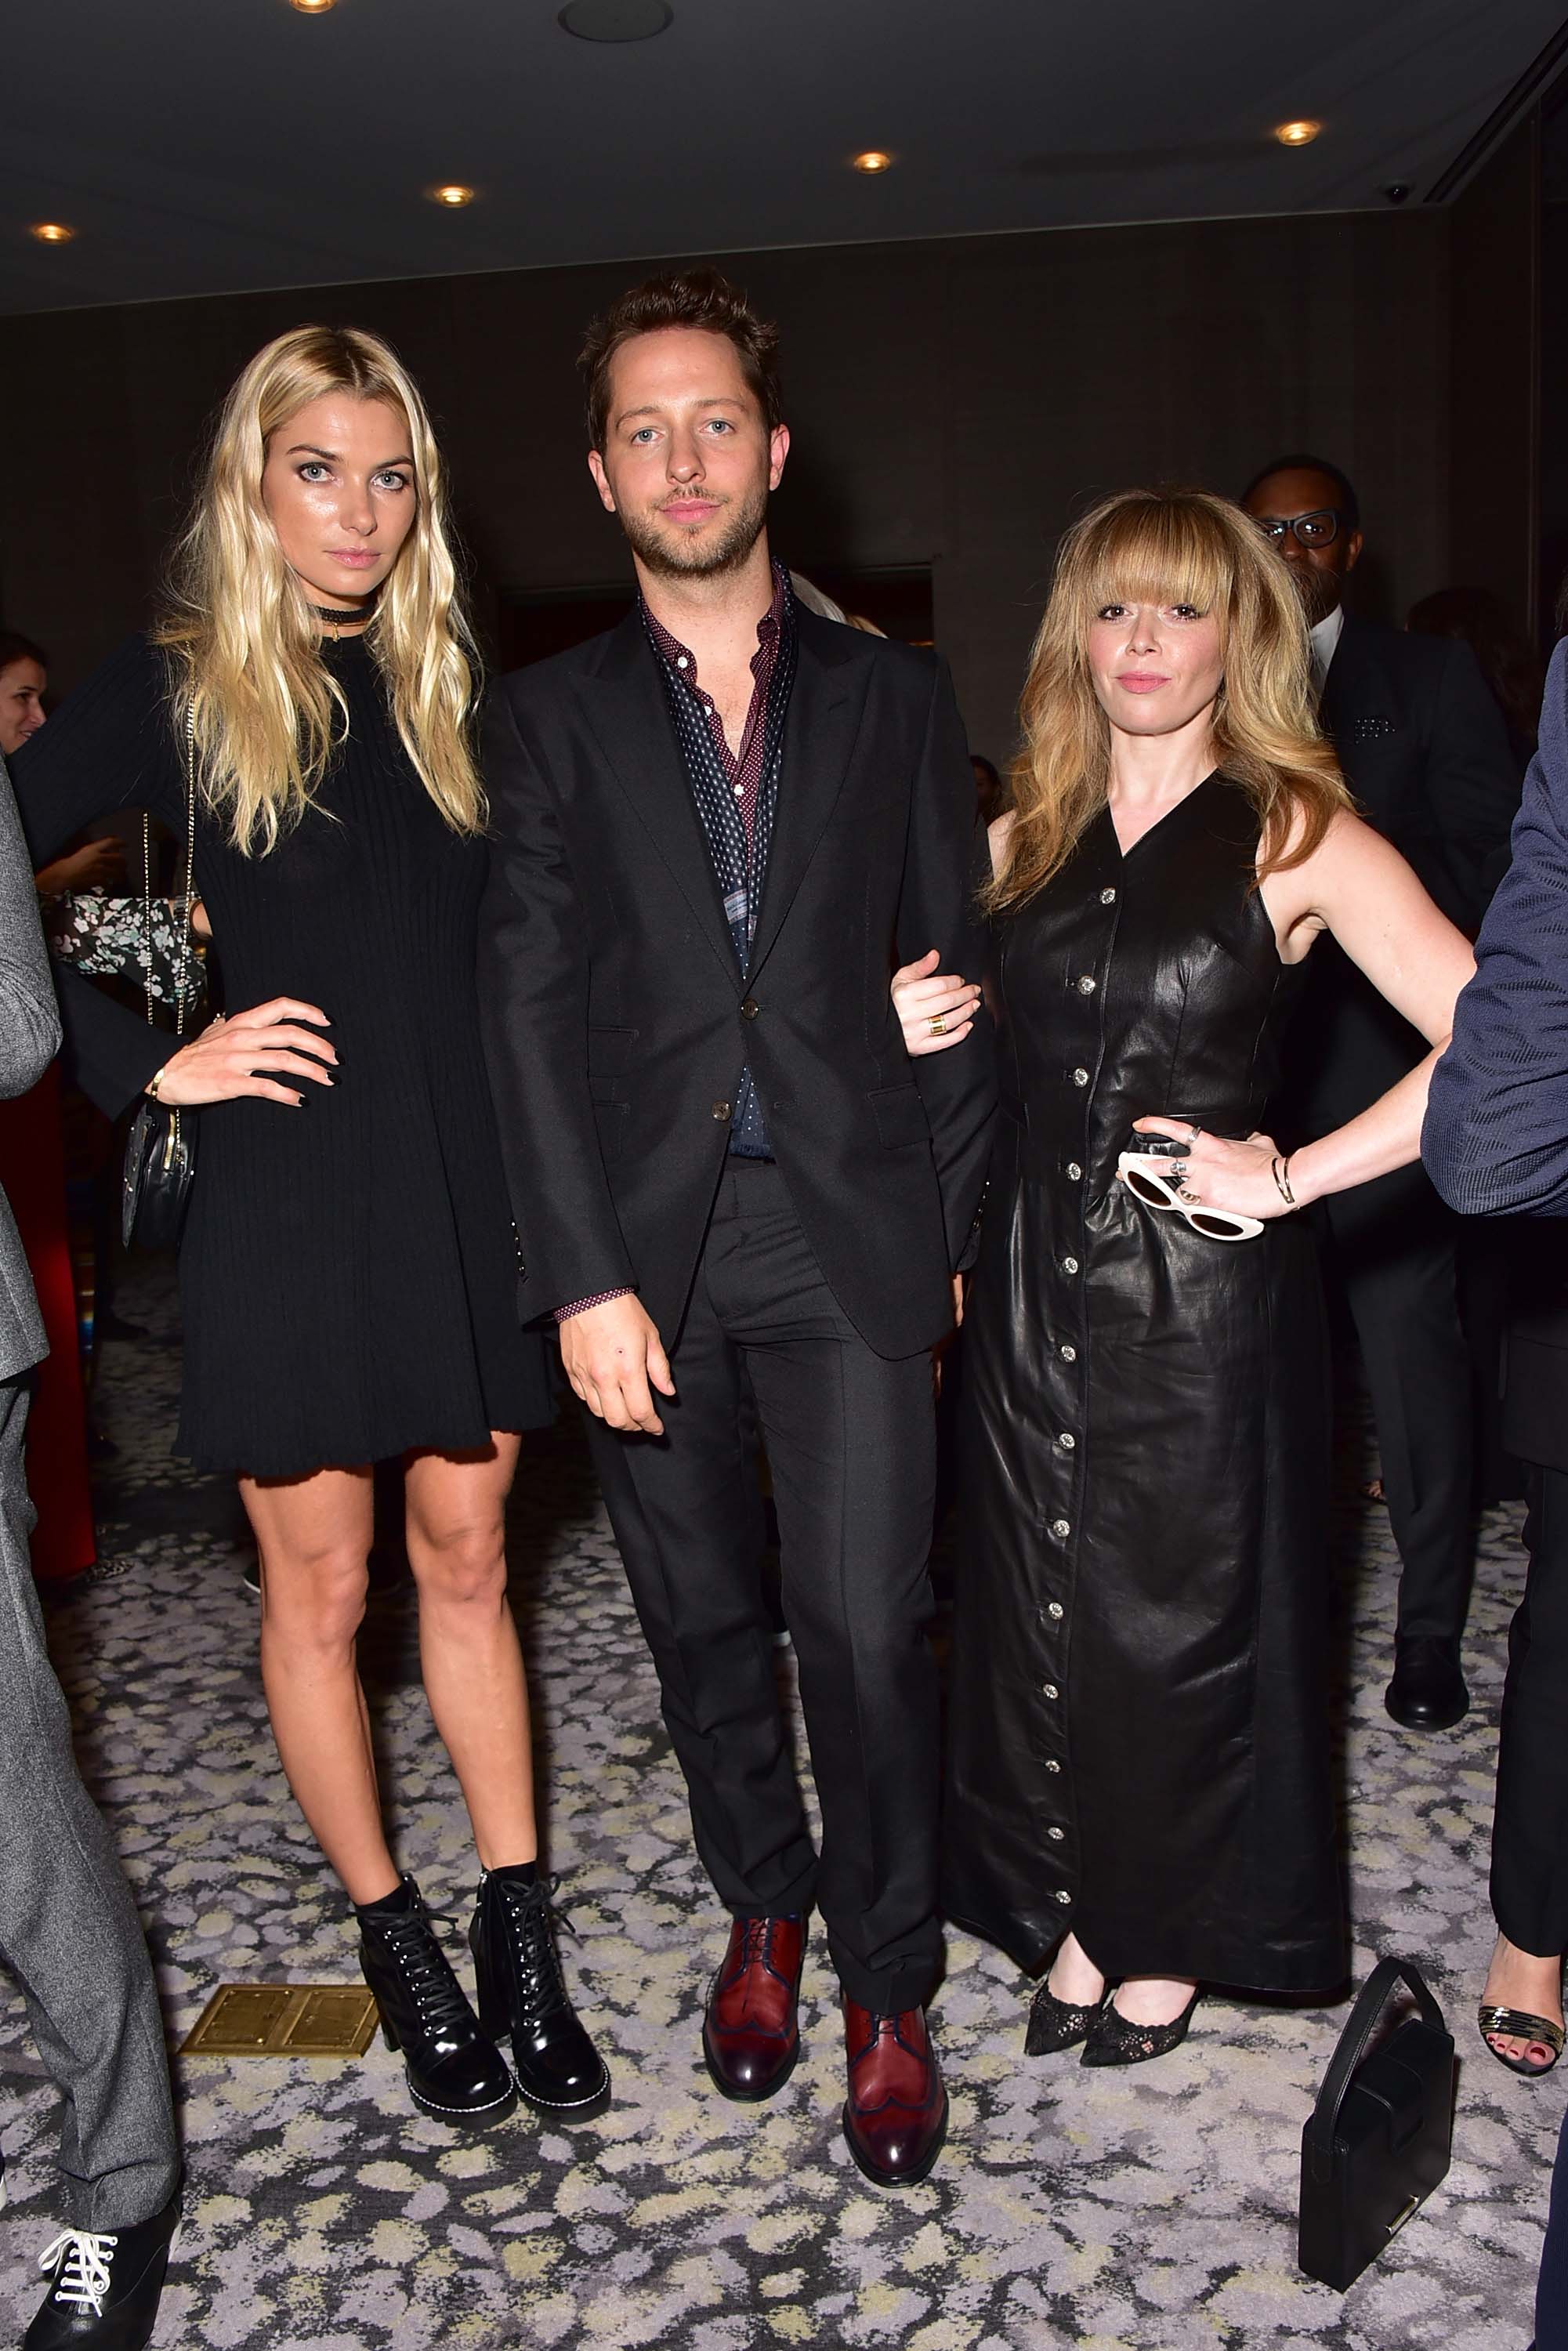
[1298, 1956, 1455, 2291]
[121, 705, 200, 1252]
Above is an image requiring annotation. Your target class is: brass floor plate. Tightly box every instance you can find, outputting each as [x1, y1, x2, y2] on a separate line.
[180, 1983, 381, 2059]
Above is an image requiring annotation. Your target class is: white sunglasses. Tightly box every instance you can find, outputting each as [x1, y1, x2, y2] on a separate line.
[1115, 1150, 1262, 1244]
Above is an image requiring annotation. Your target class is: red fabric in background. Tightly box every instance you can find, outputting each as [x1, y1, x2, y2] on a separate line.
[0, 1063, 96, 1579]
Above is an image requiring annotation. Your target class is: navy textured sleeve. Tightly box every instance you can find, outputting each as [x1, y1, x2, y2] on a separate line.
[1423, 640, 1568, 1215]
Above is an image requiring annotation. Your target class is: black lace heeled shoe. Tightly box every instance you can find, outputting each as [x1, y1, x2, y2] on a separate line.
[1081, 1984, 1202, 2067]
[357, 1875, 516, 2127]
[1025, 1974, 1109, 2056]
[470, 1867, 611, 2121]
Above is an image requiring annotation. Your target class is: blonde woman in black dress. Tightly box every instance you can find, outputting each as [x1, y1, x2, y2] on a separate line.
[895, 489, 1474, 2062]
[13, 327, 607, 2130]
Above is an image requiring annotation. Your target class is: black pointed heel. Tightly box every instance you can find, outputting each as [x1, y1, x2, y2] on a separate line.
[1081, 1985, 1202, 2067]
[470, 1870, 611, 2121]
[1025, 1977, 1108, 2055]
[358, 1874, 516, 2127]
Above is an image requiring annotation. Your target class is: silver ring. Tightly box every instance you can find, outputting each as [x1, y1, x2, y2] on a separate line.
[1171, 1159, 1190, 1182]
[1186, 1124, 1202, 1144]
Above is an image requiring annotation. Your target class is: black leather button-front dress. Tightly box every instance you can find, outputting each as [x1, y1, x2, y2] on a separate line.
[944, 777, 1348, 1994]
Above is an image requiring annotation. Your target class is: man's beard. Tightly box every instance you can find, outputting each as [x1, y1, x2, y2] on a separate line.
[1287, 561, 1342, 628]
[621, 480, 770, 581]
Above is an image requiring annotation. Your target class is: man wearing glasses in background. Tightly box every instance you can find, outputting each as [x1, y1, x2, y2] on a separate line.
[1241, 455, 1521, 1735]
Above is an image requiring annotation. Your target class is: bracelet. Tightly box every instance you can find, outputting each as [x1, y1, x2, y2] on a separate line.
[1272, 1154, 1298, 1210]
[146, 1064, 168, 1101]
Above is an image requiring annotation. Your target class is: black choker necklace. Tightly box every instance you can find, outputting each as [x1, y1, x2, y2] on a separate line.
[309, 602, 369, 636]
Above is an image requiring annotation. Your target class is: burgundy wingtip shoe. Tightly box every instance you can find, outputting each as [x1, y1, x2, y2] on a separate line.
[842, 1999, 948, 2187]
[701, 1915, 806, 2102]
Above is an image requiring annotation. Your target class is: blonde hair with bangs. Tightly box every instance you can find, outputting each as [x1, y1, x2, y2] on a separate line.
[157, 324, 483, 854]
[990, 487, 1349, 915]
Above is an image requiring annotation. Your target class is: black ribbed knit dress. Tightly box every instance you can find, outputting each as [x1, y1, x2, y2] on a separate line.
[10, 632, 552, 1476]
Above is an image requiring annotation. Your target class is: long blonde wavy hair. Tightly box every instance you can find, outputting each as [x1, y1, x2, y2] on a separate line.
[990, 487, 1349, 914]
[157, 324, 483, 854]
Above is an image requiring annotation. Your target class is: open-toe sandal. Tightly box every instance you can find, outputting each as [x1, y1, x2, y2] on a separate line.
[1477, 2002, 1565, 2078]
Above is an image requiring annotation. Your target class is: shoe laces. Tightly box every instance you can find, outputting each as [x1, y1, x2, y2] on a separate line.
[375, 1903, 473, 2033]
[38, 2230, 117, 2316]
[493, 1874, 574, 2020]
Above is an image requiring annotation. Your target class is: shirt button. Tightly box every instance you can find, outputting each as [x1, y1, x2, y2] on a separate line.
[712, 1101, 732, 1121]
[1059, 1432, 1076, 1451]
[1059, 1342, 1077, 1363]
[733, 782, 744, 797]
[1051, 1518, 1071, 1538]
[1071, 1067, 1089, 1087]
[1048, 1601, 1064, 1619]
[1077, 976, 1097, 995]
[1042, 1683, 1059, 1700]
[1045, 1759, 1062, 1774]
[1100, 886, 1117, 904]
[1061, 1256, 1079, 1275]
[676, 655, 689, 669]
[704, 701, 714, 714]
[741, 998, 759, 1020]
[1048, 1826, 1065, 1842]
[1066, 1161, 1083, 1181]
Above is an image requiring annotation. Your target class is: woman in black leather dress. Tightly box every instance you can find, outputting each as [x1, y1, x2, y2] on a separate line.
[12, 327, 607, 2132]
[896, 489, 1475, 2063]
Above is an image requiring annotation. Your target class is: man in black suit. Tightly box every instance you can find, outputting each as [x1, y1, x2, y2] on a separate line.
[479, 270, 994, 2187]
[1242, 455, 1522, 1730]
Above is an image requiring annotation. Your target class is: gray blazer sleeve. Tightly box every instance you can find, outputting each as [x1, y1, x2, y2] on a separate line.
[0, 759, 57, 1376]
[0, 758, 62, 1099]
[1424, 640, 1568, 1214]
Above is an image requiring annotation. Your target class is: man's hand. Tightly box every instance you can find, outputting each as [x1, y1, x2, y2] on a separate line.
[559, 1295, 675, 1434]
[35, 838, 128, 895]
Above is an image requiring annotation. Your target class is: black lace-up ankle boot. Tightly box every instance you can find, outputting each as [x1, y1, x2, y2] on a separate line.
[470, 1865, 611, 2121]
[357, 1875, 516, 2127]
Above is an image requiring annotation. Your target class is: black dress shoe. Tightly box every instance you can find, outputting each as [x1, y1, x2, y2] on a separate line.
[25, 2183, 180, 2349]
[357, 1875, 516, 2127]
[1384, 1636, 1469, 1730]
[470, 1867, 610, 2121]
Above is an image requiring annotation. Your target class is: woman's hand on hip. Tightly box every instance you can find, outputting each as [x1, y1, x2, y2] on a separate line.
[1131, 1117, 1302, 1221]
[893, 948, 980, 1057]
[150, 998, 337, 1109]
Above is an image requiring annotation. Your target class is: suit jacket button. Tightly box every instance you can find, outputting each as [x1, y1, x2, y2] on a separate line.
[741, 998, 759, 1020]
[712, 1100, 732, 1120]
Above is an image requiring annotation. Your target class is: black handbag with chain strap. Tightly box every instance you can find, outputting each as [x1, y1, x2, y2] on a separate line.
[120, 704, 200, 1250]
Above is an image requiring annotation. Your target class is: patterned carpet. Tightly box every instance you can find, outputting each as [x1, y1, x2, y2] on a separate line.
[0, 1263, 1555, 2351]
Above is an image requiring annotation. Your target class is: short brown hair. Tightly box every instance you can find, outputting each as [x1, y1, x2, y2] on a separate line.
[579, 267, 783, 451]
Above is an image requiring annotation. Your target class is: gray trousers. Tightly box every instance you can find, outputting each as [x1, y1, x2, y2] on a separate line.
[0, 1375, 179, 2228]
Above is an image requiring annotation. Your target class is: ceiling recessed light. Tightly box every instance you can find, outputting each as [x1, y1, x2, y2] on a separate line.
[559, 0, 673, 39]
[853, 150, 894, 175]
[428, 184, 476, 208]
[29, 222, 76, 245]
[1273, 119, 1321, 147]
[290, 0, 337, 12]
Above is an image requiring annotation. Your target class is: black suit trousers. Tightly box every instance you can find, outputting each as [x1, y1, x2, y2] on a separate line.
[584, 1160, 942, 2014]
[1492, 1465, 1568, 1957]
[1318, 1161, 1474, 1643]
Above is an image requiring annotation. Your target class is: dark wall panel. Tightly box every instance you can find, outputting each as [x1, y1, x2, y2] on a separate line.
[1, 210, 1447, 759]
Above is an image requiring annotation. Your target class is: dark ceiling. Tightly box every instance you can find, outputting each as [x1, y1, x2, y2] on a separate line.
[3, 0, 1563, 317]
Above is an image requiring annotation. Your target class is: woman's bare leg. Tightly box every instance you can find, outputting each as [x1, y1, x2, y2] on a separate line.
[1048, 1933, 1196, 2025]
[403, 1435, 537, 1870]
[240, 1464, 395, 1905]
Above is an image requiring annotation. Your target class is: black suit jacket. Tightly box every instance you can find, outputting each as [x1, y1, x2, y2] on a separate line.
[1287, 611, 1523, 1135]
[477, 606, 997, 1360]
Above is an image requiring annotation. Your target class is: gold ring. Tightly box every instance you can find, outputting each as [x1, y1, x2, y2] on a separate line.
[929, 1014, 947, 1036]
